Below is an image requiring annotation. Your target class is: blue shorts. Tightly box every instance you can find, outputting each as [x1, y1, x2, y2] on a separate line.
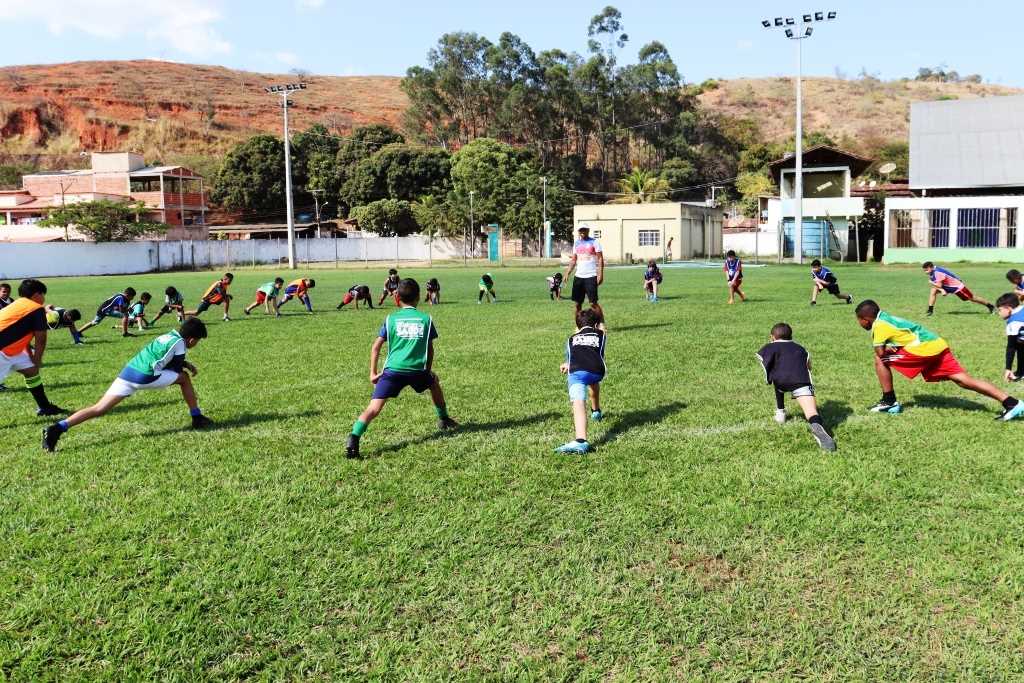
[568, 370, 603, 402]
[372, 369, 436, 399]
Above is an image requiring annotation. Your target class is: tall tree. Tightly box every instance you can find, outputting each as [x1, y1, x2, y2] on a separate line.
[210, 135, 285, 214]
[40, 200, 167, 242]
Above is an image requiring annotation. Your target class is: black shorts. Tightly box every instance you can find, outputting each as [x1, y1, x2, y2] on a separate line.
[571, 277, 599, 305]
[159, 303, 182, 314]
[195, 300, 212, 314]
[371, 369, 436, 399]
[825, 282, 840, 296]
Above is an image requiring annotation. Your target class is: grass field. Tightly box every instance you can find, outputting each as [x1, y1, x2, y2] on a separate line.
[4, 262, 1024, 679]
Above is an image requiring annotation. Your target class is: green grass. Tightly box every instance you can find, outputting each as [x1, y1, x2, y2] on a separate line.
[4, 262, 1024, 679]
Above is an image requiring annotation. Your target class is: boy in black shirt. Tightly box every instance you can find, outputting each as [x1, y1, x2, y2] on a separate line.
[756, 322, 836, 452]
[337, 285, 374, 310]
[425, 278, 441, 305]
[547, 272, 564, 300]
[556, 307, 606, 454]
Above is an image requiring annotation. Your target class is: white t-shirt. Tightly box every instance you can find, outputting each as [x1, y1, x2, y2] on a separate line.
[573, 238, 603, 279]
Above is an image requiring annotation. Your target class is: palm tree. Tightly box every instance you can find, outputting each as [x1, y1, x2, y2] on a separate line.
[609, 168, 670, 204]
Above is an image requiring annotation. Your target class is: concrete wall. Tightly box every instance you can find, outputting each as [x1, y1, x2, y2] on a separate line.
[0, 236, 469, 279]
[723, 230, 780, 258]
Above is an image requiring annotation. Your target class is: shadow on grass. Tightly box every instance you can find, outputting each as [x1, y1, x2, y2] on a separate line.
[614, 322, 673, 333]
[142, 409, 324, 438]
[373, 411, 561, 457]
[944, 310, 988, 315]
[592, 401, 687, 447]
[818, 400, 855, 428]
[908, 395, 990, 413]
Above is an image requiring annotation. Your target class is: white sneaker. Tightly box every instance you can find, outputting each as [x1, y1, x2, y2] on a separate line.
[774, 409, 787, 424]
[223, 315, 231, 322]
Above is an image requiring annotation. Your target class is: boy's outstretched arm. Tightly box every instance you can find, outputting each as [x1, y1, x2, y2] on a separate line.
[426, 339, 434, 373]
[368, 337, 385, 382]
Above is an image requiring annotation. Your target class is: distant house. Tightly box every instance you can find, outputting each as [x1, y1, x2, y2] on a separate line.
[572, 202, 723, 262]
[761, 145, 873, 260]
[883, 95, 1024, 263]
[0, 152, 209, 242]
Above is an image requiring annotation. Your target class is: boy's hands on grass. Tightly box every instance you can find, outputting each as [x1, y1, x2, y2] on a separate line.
[1005, 369, 1017, 382]
[185, 362, 198, 377]
[560, 362, 569, 374]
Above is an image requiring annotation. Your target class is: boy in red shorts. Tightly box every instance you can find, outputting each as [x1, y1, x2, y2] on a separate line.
[923, 262, 993, 316]
[855, 299, 1024, 420]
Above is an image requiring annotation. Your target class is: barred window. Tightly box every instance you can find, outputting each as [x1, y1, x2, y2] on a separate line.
[1009, 208, 1018, 249]
[637, 230, 660, 246]
[957, 208, 1000, 248]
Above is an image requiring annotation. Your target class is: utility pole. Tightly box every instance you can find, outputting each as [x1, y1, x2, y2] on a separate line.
[58, 179, 72, 241]
[264, 82, 307, 269]
[762, 11, 836, 264]
[467, 190, 475, 266]
[540, 176, 547, 264]
[311, 189, 325, 239]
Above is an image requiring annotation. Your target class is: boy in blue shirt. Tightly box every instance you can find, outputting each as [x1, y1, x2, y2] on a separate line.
[43, 317, 213, 452]
[346, 278, 457, 459]
[997, 292, 1024, 382]
[125, 292, 152, 331]
[78, 287, 136, 337]
[643, 260, 663, 302]
[1006, 270, 1024, 304]
[810, 259, 853, 306]
[556, 307, 606, 454]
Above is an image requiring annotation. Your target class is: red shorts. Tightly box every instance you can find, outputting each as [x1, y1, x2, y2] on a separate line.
[954, 287, 973, 301]
[342, 292, 355, 305]
[255, 291, 268, 304]
[885, 348, 964, 382]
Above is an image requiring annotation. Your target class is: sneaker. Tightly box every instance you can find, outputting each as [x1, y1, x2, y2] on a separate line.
[42, 424, 63, 452]
[926, 310, 934, 317]
[244, 308, 251, 316]
[346, 434, 361, 459]
[591, 410, 603, 421]
[652, 297, 659, 303]
[438, 417, 459, 430]
[36, 405, 65, 417]
[868, 400, 903, 414]
[336, 303, 344, 310]
[223, 315, 231, 322]
[998, 401, 1024, 422]
[774, 409, 787, 425]
[809, 423, 837, 452]
[555, 440, 590, 454]
[988, 304, 996, 314]
[191, 414, 215, 430]
[122, 332, 135, 337]
[846, 295, 854, 304]
[810, 301, 817, 306]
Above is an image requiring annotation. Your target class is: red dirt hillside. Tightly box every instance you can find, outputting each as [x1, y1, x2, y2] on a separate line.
[0, 60, 407, 158]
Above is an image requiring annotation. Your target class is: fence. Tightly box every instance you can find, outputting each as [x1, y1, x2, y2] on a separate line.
[0, 236, 472, 279]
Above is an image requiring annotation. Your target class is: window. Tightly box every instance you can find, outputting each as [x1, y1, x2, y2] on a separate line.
[592, 230, 602, 238]
[637, 229, 660, 247]
[928, 209, 950, 248]
[890, 209, 915, 247]
[1009, 208, 1018, 249]
[957, 208, 1000, 248]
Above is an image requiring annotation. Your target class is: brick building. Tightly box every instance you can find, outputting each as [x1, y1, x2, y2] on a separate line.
[0, 152, 208, 241]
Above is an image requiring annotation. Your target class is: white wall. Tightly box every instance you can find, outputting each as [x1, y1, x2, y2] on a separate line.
[723, 230, 780, 258]
[0, 236, 470, 279]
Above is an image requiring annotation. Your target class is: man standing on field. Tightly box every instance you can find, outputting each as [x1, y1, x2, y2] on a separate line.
[564, 225, 605, 321]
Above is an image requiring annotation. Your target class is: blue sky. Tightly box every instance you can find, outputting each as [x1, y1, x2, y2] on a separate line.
[1, 0, 1021, 86]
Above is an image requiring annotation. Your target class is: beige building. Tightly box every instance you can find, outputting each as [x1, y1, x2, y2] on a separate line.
[572, 202, 723, 263]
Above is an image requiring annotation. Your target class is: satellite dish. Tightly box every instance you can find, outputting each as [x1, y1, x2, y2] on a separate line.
[869, 180, 878, 188]
[878, 162, 897, 175]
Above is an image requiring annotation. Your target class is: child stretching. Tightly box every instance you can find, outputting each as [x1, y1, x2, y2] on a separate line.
[556, 307, 606, 454]
[547, 272, 564, 300]
[425, 278, 441, 305]
[78, 287, 136, 337]
[855, 299, 1024, 420]
[45, 305, 84, 344]
[43, 318, 213, 452]
[756, 322, 837, 452]
[337, 285, 374, 310]
[245, 278, 284, 316]
[724, 250, 746, 304]
[150, 287, 185, 325]
[378, 269, 401, 307]
[1006, 270, 1024, 303]
[810, 259, 853, 305]
[923, 262, 993, 316]
[996, 293, 1024, 382]
[278, 278, 316, 312]
[186, 273, 233, 321]
[643, 260, 663, 302]
[125, 292, 152, 331]
[346, 278, 457, 459]
[478, 273, 497, 304]
[0, 279, 64, 415]
[0, 282, 13, 309]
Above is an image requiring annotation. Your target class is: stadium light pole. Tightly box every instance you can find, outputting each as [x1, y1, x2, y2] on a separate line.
[466, 190, 475, 266]
[761, 11, 836, 264]
[540, 176, 547, 264]
[265, 82, 307, 269]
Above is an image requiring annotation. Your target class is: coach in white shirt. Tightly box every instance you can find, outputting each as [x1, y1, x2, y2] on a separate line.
[564, 225, 605, 319]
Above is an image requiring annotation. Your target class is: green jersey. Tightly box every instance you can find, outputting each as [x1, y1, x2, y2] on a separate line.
[379, 307, 437, 372]
[123, 330, 186, 378]
[257, 281, 281, 297]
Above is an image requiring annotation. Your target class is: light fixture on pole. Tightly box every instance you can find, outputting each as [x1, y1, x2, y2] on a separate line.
[540, 176, 547, 264]
[760, 10, 836, 264]
[264, 82, 307, 269]
[466, 190, 475, 267]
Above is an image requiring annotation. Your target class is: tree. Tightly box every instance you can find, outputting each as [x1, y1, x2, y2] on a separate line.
[610, 167, 670, 203]
[40, 200, 167, 242]
[411, 195, 458, 237]
[659, 158, 696, 200]
[342, 144, 451, 207]
[735, 172, 775, 218]
[349, 199, 417, 236]
[210, 135, 285, 214]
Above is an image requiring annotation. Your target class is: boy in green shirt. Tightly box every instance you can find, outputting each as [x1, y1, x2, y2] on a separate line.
[478, 273, 497, 304]
[244, 278, 285, 317]
[43, 318, 213, 452]
[346, 278, 457, 458]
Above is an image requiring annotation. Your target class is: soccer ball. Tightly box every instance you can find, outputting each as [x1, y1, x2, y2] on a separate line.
[46, 310, 60, 327]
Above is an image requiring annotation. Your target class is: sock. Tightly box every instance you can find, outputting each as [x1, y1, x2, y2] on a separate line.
[882, 391, 897, 404]
[25, 375, 51, 409]
[774, 389, 785, 410]
[1002, 397, 1020, 411]
[478, 290, 484, 302]
[304, 298, 312, 312]
[189, 407, 202, 417]
[435, 404, 449, 419]
[927, 305, 934, 313]
[352, 420, 367, 437]
[57, 420, 69, 432]
[808, 415, 823, 426]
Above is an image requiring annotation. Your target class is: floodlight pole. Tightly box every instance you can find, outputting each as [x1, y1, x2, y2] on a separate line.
[540, 176, 547, 264]
[467, 190, 475, 266]
[265, 82, 307, 269]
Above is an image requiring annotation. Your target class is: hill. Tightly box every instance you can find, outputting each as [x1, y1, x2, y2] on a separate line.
[2, 60, 1022, 169]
